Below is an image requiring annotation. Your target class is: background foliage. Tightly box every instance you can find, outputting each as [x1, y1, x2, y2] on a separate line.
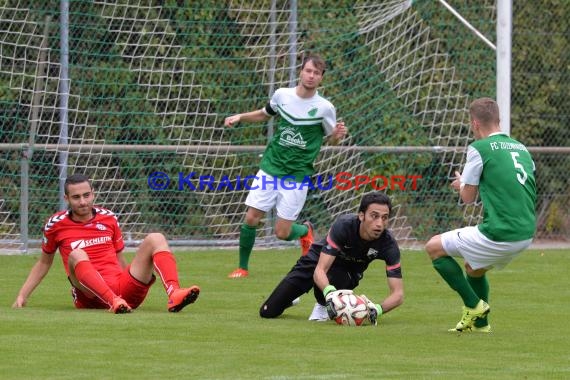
[0, 0, 568, 249]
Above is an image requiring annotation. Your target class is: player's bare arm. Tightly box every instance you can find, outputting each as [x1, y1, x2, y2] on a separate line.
[451, 170, 478, 203]
[378, 276, 404, 314]
[12, 251, 55, 308]
[326, 120, 347, 145]
[313, 252, 336, 291]
[224, 109, 270, 127]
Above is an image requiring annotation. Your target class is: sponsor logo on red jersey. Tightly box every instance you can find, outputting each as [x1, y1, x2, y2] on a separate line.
[70, 236, 112, 250]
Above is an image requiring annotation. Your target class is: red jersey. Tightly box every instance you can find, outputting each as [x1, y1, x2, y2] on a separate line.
[42, 206, 125, 282]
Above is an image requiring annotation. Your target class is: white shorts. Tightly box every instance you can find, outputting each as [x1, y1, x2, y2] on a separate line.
[441, 226, 533, 270]
[244, 169, 308, 221]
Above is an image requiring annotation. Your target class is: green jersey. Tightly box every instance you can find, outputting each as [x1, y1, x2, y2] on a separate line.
[463, 133, 537, 242]
[260, 87, 336, 182]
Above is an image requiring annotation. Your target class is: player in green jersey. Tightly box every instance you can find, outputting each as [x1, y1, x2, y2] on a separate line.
[425, 97, 537, 332]
[224, 54, 347, 278]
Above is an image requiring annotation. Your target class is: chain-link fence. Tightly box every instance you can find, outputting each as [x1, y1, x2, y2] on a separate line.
[1, 1, 568, 252]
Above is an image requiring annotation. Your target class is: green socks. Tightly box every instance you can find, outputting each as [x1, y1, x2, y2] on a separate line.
[238, 224, 257, 270]
[467, 274, 490, 327]
[432, 256, 480, 308]
[284, 223, 308, 241]
[237, 223, 308, 269]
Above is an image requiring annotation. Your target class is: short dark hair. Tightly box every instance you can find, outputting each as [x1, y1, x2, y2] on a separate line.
[64, 173, 92, 195]
[301, 53, 326, 75]
[469, 97, 500, 125]
[358, 192, 392, 214]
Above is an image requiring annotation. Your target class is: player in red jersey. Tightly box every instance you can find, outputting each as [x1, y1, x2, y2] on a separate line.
[12, 173, 200, 314]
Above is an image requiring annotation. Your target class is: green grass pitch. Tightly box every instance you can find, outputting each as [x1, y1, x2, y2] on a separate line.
[1, 248, 569, 379]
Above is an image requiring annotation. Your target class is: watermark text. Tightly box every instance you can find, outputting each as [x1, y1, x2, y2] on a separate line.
[147, 171, 422, 192]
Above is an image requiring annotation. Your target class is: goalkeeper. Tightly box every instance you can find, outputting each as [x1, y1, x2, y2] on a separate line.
[259, 192, 404, 323]
[224, 53, 347, 278]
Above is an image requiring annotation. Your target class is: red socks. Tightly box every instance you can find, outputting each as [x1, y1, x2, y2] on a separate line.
[74, 251, 181, 304]
[152, 251, 180, 296]
[74, 260, 117, 306]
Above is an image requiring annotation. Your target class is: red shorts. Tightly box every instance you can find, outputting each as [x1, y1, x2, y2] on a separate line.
[71, 265, 156, 310]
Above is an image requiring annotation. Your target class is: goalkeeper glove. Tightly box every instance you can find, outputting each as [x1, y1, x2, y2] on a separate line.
[360, 295, 383, 326]
[323, 285, 337, 319]
[323, 285, 337, 298]
[323, 286, 355, 320]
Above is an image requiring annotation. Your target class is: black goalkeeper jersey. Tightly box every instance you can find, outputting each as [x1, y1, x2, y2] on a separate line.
[307, 214, 402, 279]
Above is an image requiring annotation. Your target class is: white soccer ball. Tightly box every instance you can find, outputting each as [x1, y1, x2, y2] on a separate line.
[330, 293, 369, 326]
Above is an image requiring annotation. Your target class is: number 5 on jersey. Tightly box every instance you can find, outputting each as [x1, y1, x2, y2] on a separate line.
[510, 152, 529, 185]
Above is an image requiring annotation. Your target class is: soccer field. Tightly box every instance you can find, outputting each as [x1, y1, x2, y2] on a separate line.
[1, 248, 568, 379]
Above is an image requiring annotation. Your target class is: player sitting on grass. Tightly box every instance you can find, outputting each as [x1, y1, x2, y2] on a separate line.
[12, 173, 200, 314]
